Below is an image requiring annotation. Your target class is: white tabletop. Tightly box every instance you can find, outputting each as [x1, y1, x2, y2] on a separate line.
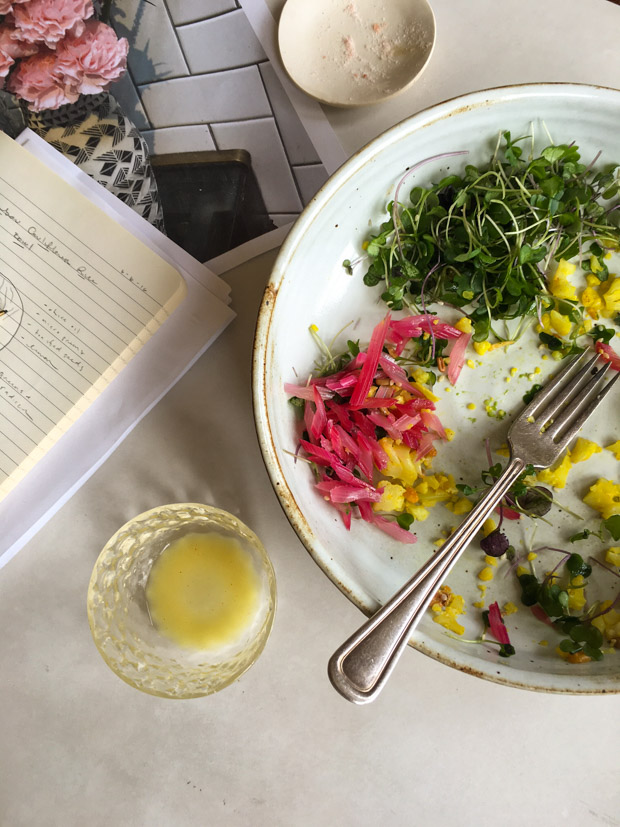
[2, 1, 620, 824]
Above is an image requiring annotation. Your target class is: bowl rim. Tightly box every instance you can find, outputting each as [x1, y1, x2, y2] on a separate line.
[276, 0, 437, 108]
[252, 82, 620, 695]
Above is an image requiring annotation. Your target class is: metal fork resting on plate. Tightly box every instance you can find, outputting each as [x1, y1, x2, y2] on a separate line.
[328, 351, 619, 704]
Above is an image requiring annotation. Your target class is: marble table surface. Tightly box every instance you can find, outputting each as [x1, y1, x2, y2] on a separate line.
[1, 0, 619, 824]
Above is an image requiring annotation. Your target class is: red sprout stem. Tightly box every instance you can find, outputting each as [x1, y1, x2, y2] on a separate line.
[590, 556, 620, 579]
[392, 151, 469, 256]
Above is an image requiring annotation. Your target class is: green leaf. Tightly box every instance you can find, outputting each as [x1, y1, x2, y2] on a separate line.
[539, 332, 563, 350]
[569, 624, 603, 648]
[604, 515, 620, 541]
[582, 644, 604, 661]
[518, 573, 540, 607]
[498, 643, 516, 658]
[566, 553, 592, 579]
[590, 325, 615, 345]
[569, 530, 591, 543]
[396, 513, 414, 530]
[454, 248, 481, 262]
[541, 146, 566, 164]
[523, 383, 542, 404]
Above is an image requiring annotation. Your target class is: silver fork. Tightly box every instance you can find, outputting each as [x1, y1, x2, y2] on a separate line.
[328, 351, 619, 704]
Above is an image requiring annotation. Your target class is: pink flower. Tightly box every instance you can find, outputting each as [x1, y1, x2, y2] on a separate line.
[6, 48, 80, 111]
[0, 0, 30, 13]
[12, 0, 94, 48]
[0, 18, 40, 59]
[55, 20, 128, 94]
[0, 50, 13, 80]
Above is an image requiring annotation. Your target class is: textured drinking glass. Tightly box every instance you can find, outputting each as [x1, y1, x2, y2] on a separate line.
[87, 503, 276, 698]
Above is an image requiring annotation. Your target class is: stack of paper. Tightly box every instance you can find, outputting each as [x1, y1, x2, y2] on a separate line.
[0, 130, 235, 568]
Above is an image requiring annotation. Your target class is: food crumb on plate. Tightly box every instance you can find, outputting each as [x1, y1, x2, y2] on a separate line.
[478, 565, 494, 582]
[430, 585, 466, 635]
[605, 547, 620, 567]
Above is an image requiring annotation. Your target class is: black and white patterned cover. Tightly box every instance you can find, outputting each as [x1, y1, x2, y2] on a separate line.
[25, 92, 165, 232]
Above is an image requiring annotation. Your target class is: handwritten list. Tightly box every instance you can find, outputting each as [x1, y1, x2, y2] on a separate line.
[0, 132, 186, 501]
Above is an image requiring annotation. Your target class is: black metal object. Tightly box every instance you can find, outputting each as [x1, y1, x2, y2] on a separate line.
[151, 150, 276, 261]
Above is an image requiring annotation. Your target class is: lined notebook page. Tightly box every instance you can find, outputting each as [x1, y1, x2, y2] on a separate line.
[0, 132, 186, 500]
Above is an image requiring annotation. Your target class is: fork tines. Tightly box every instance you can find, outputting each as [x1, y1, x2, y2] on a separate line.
[523, 351, 619, 450]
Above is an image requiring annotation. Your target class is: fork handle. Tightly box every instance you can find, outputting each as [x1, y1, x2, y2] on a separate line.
[328, 456, 526, 704]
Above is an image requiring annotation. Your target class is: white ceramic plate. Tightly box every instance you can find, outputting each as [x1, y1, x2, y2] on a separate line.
[253, 84, 620, 693]
[278, 0, 435, 107]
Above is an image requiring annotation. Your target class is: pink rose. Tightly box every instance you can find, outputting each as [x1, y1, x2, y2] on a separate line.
[6, 48, 80, 110]
[55, 20, 127, 94]
[12, 0, 94, 48]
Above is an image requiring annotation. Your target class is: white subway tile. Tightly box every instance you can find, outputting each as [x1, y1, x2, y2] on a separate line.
[177, 11, 266, 74]
[139, 68, 271, 128]
[259, 63, 320, 166]
[141, 126, 217, 156]
[167, 0, 237, 26]
[112, 0, 189, 84]
[293, 164, 329, 205]
[109, 73, 151, 131]
[211, 118, 303, 214]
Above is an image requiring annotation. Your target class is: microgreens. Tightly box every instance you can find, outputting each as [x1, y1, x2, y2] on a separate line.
[570, 515, 620, 543]
[516, 551, 613, 661]
[356, 133, 620, 340]
[457, 462, 554, 538]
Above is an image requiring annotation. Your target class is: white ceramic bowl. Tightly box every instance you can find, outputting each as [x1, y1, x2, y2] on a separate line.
[278, 0, 435, 108]
[253, 84, 620, 693]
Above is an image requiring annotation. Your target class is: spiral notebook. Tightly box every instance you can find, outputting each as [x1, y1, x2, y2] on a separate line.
[0, 130, 235, 568]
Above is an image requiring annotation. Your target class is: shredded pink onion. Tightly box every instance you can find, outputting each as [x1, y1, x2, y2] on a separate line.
[596, 341, 620, 370]
[488, 601, 511, 645]
[316, 481, 382, 503]
[378, 354, 420, 394]
[350, 314, 391, 407]
[530, 605, 554, 627]
[357, 501, 417, 543]
[310, 385, 327, 440]
[420, 409, 447, 440]
[284, 383, 333, 401]
[447, 331, 471, 386]
[369, 514, 418, 543]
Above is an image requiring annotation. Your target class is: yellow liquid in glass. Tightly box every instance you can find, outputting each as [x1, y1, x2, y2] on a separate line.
[145, 531, 261, 651]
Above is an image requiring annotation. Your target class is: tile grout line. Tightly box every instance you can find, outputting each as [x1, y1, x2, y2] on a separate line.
[257, 64, 305, 205]
[125, 64, 153, 131]
[142, 115, 288, 131]
[175, 7, 247, 30]
[205, 122, 219, 151]
[136, 62, 272, 88]
[163, 0, 191, 75]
